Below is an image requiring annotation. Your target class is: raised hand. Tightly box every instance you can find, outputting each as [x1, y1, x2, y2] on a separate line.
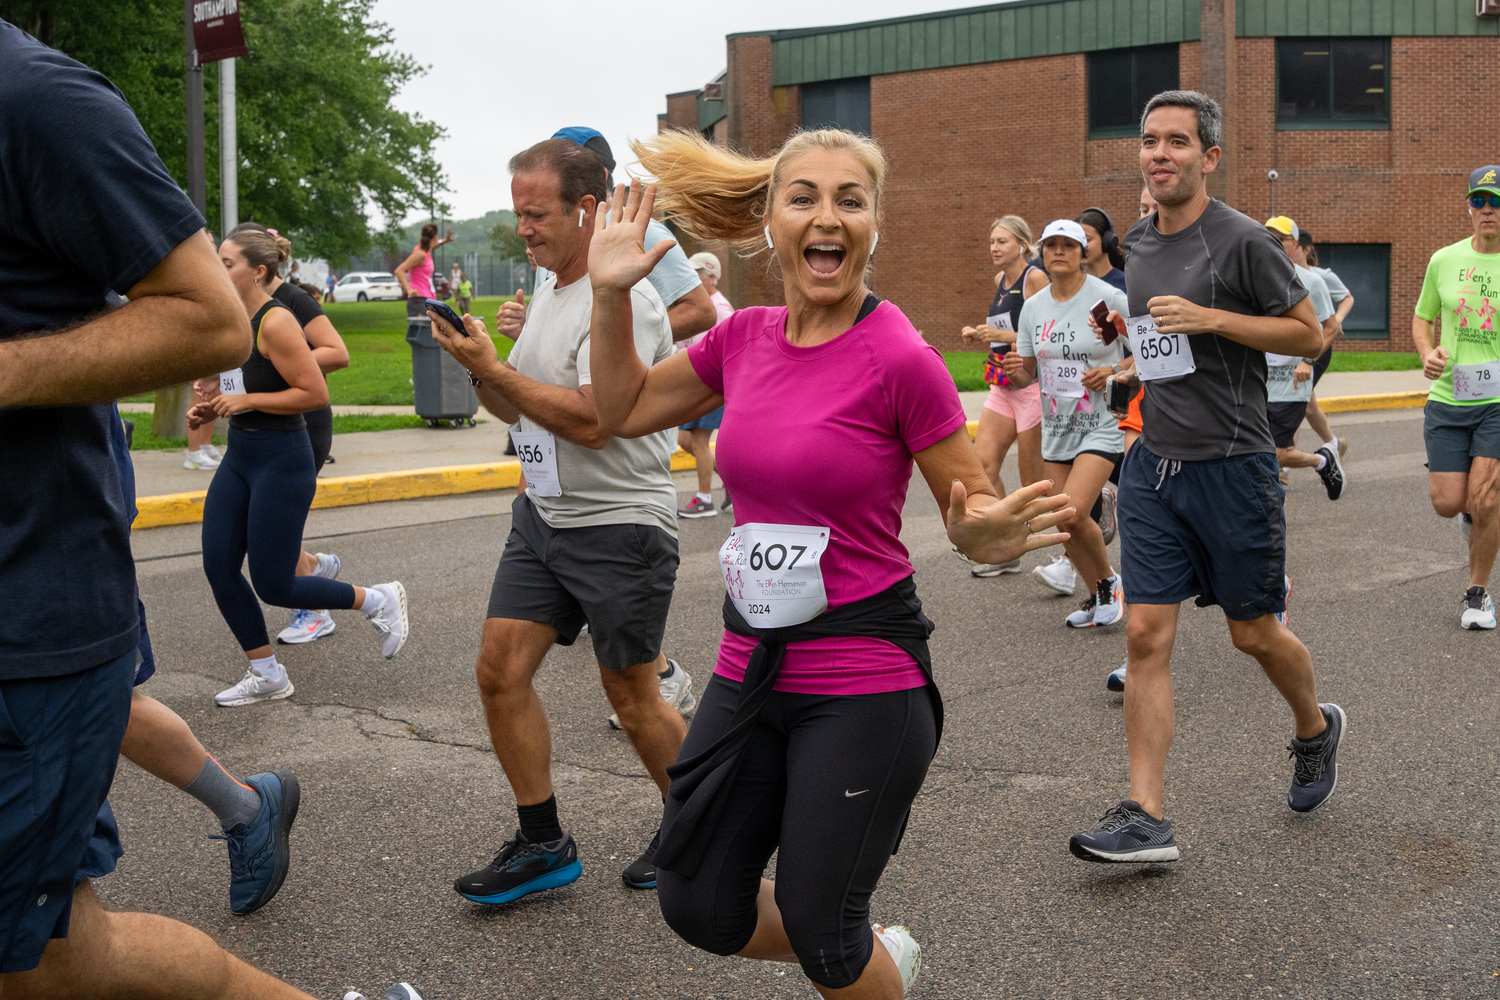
[1423, 346, 1450, 381]
[588, 181, 676, 294]
[946, 479, 1073, 566]
[497, 288, 526, 339]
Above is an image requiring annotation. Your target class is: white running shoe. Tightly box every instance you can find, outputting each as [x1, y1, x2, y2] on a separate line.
[313, 552, 341, 579]
[1461, 587, 1496, 630]
[277, 608, 335, 644]
[345, 985, 424, 1000]
[1107, 661, 1126, 692]
[1096, 483, 1118, 545]
[1033, 555, 1077, 596]
[205, 443, 224, 461]
[215, 666, 293, 707]
[1091, 574, 1124, 627]
[873, 924, 922, 994]
[950, 544, 982, 568]
[366, 582, 409, 658]
[971, 559, 1022, 578]
[609, 658, 697, 729]
[184, 447, 221, 470]
[1065, 595, 1098, 628]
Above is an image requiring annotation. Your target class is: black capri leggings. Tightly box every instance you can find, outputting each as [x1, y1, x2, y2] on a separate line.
[657, 673, 937, 990]
[202, 426, 356, 650]
[305, 405, 333, 471]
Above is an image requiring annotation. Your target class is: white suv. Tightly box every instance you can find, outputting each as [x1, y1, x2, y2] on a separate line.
[336, 272, 404, 302]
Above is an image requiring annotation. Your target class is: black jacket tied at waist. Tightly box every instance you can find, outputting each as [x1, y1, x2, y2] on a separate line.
[654, 575, 943, 878]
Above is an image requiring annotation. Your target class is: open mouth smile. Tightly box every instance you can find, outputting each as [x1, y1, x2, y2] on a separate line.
[804, 243, 847, 277]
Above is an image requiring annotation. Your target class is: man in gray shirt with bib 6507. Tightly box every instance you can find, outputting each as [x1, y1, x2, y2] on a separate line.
[427, 137, 689, 907]
[1069, 90, 1347, 865]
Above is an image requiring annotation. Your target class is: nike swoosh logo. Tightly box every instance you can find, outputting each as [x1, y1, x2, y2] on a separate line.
[845, 789, 869, 798]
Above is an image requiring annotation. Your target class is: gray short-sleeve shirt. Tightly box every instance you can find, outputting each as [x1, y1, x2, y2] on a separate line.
[1122, 199, 1308, 461]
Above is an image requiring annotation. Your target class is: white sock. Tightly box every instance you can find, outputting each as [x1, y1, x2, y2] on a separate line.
[696, 491, 712, 503]
[360, 587, 385, 616]
[1321, 435, 1337, 448]
[1315, 455, 1328, 470]
[249, 654, 284, 682]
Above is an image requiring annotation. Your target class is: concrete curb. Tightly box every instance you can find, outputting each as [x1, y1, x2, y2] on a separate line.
[133, 390, 1428, 530]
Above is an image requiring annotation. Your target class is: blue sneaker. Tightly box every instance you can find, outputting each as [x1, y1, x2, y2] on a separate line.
[1106, 661, 1126, 692]
[212, 770, 300, 914]
[1287, 703, 1346, 813]
[454, 830, 582, 905]
[1069, 800, 1179, 863]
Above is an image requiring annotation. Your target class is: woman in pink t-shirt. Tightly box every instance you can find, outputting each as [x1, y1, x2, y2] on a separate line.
[586, 130, 1072, 999]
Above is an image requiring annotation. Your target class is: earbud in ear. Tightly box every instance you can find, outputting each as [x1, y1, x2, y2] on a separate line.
[764, 226, 774, 250]
[870, 232, 879, 255]
[579, 208, 585, 227]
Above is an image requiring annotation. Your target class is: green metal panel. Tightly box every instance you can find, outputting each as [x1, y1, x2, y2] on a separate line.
[697, 98, 725, 132]
[999, 6, 1018, 58]
[1238, 0, 1496, 36]
[1080, 0, 1098, 50]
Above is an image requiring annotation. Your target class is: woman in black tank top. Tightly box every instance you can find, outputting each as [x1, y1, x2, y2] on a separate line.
[189, 229, 410, 710]
[954, 215, 1049, 576]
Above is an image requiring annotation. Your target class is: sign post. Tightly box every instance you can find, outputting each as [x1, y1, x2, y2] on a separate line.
[220, 57, 237, 232]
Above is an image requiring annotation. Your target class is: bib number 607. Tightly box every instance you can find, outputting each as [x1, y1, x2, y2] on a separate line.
[749, 542, 807, 571]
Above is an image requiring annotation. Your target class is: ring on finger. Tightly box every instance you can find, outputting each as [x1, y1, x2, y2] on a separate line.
[1025, 519, 1033, 534]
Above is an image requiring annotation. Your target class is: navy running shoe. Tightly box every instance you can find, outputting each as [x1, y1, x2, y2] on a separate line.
[213, 769, 300, 915]
[1069, 800, 1179, 863]
[1287, 703, 1346, 813]
[454, 830, 582, 905]
[622, 828, 659, 889]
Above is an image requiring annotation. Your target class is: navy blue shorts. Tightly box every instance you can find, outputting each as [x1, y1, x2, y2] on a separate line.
[0, 650, 133, 973]
[1119, 443, 1287, 621]
[680, 405, 723, 432]
[133, 597, 156, 686]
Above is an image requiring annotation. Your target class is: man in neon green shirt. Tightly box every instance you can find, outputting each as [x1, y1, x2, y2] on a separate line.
[1415, 164, 1500, 630]
[455, 272, 473, 316]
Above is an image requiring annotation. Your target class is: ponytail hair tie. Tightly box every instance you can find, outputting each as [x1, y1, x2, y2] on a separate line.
[267, 228, 280, 238]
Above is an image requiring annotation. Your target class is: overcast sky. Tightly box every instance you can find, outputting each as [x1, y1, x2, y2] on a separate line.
[370, 0, 976, 223]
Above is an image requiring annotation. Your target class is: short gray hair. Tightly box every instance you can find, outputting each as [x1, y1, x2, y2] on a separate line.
[1140, 90, 1223, 152]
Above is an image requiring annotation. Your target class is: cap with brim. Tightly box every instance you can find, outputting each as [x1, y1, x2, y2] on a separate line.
[552, 126, 616, 174]
[687, 252, 721, 279]
[1264, 216, 1299, 240]
[1469, 165, 1500, 198]
[1039, 219, 1088, 247]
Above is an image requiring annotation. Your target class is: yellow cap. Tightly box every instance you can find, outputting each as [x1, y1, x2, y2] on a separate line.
[1264, 216, 1299, 240]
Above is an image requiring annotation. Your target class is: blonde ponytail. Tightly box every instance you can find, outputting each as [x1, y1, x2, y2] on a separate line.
[632, 128, 887, 255]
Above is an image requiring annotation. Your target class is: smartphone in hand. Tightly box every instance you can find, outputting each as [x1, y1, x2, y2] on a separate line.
[1106, 373, 1140, 417]
[425, 298, 467, 336]
[1090, 299, 1124, 345]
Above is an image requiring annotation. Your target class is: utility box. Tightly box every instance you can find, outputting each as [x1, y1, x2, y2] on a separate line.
[1481, 0, 1500, 16]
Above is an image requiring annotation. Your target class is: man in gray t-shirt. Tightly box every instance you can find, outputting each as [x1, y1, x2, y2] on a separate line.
[1070, 91, 1344, 870]
[428, 136, 691, 905]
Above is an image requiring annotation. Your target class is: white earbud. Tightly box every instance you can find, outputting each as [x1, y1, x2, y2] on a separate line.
[870, 232, 879, 254]
[579, 208, 585, 227]
[764, 225, 774, 250]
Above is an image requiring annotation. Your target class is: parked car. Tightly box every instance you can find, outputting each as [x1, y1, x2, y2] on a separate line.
[337, 271, 404, 302]
[433, 274, 452, 299]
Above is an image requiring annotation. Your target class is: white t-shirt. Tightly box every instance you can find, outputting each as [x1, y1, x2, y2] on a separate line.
[1015, 273, 1131, 461]
[507, 271, 678, 534]
[535, 218, 701, 312]
[1295, 265, 1335, 323]
[1311, 265, 1350, 305]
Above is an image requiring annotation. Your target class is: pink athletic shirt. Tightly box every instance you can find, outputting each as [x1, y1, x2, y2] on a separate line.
[407, 247, 434, 298]
[687, 300, 967, 695]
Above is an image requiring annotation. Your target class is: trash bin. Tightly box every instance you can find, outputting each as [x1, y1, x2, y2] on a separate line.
[405, 297, 478, 427]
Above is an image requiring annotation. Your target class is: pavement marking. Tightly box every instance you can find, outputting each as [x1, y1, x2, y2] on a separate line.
[132, 392, 1429, 530]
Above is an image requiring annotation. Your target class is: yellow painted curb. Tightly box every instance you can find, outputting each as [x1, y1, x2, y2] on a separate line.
[1317, 389, 1428, 413]
[133, 448, 703, 530]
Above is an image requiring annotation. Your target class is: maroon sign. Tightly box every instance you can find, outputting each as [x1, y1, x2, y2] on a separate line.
[191, 0, 248, 64]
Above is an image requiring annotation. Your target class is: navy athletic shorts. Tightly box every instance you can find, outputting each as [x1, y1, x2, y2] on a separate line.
[0, 649, 133, 973]
[1119, 442, 1287, 621]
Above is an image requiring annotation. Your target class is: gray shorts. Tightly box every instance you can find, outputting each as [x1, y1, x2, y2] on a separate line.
[1423, 399, 1500, 474]
[487, 494, 679, 671]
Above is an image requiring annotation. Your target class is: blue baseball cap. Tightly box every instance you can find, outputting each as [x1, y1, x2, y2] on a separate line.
[1469, 165, 1500, 198]
[551, 127, 615, 174]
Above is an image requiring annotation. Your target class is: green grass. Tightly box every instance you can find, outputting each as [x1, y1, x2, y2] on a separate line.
[1324, 351, 1420, 371]
[943, 352, 989, 392]
[125, 412, 438, 450]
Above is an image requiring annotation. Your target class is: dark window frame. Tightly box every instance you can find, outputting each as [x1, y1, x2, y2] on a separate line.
[1313, 243, 1391, 341]
[1275, 36, 1390, 131]
[800, 76, 872, 136]
[1086, 43, 1181, 140]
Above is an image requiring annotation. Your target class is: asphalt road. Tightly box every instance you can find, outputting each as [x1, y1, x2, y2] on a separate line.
[110, 408, 1499, 1000]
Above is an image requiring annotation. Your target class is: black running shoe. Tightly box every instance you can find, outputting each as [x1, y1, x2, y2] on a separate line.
[622, 828, 659, 889]
[453, 830, 582, 905]
[1069, 800, 1179, 863]
[1313, 445, 1345, 500]
[1287, 703, 1346, 813]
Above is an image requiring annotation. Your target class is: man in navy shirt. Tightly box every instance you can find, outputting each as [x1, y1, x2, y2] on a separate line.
[0, 20, 421, 1000]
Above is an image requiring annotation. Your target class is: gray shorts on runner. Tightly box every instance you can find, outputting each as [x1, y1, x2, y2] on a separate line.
[487, 494, 679, 671]
[1423, 399, 1500, 474]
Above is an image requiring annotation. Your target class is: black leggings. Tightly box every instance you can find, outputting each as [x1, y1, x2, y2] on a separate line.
[305, 405, 333, 470]
[657, 674, 937, 990]
[202, 426, 356, 650]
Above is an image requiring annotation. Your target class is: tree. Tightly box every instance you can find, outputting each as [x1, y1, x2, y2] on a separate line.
[489, 218, 528, 264]
[0, 0, 447, 265]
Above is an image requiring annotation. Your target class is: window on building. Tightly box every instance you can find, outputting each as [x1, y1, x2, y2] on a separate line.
[800, 77, 871, 136]
[1313, 244, 1390, 340]
[1276, 37, 1388, 129]
[1087, 44, 1180, 139]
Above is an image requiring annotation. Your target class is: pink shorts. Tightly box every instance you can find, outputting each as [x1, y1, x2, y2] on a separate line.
[982, 382, 1042, 432]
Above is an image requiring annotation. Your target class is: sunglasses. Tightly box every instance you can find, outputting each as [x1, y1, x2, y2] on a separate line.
[1469, 194, 1500, 209]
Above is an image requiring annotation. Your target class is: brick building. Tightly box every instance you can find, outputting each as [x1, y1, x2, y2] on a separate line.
[659, 0, 1499, 352]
